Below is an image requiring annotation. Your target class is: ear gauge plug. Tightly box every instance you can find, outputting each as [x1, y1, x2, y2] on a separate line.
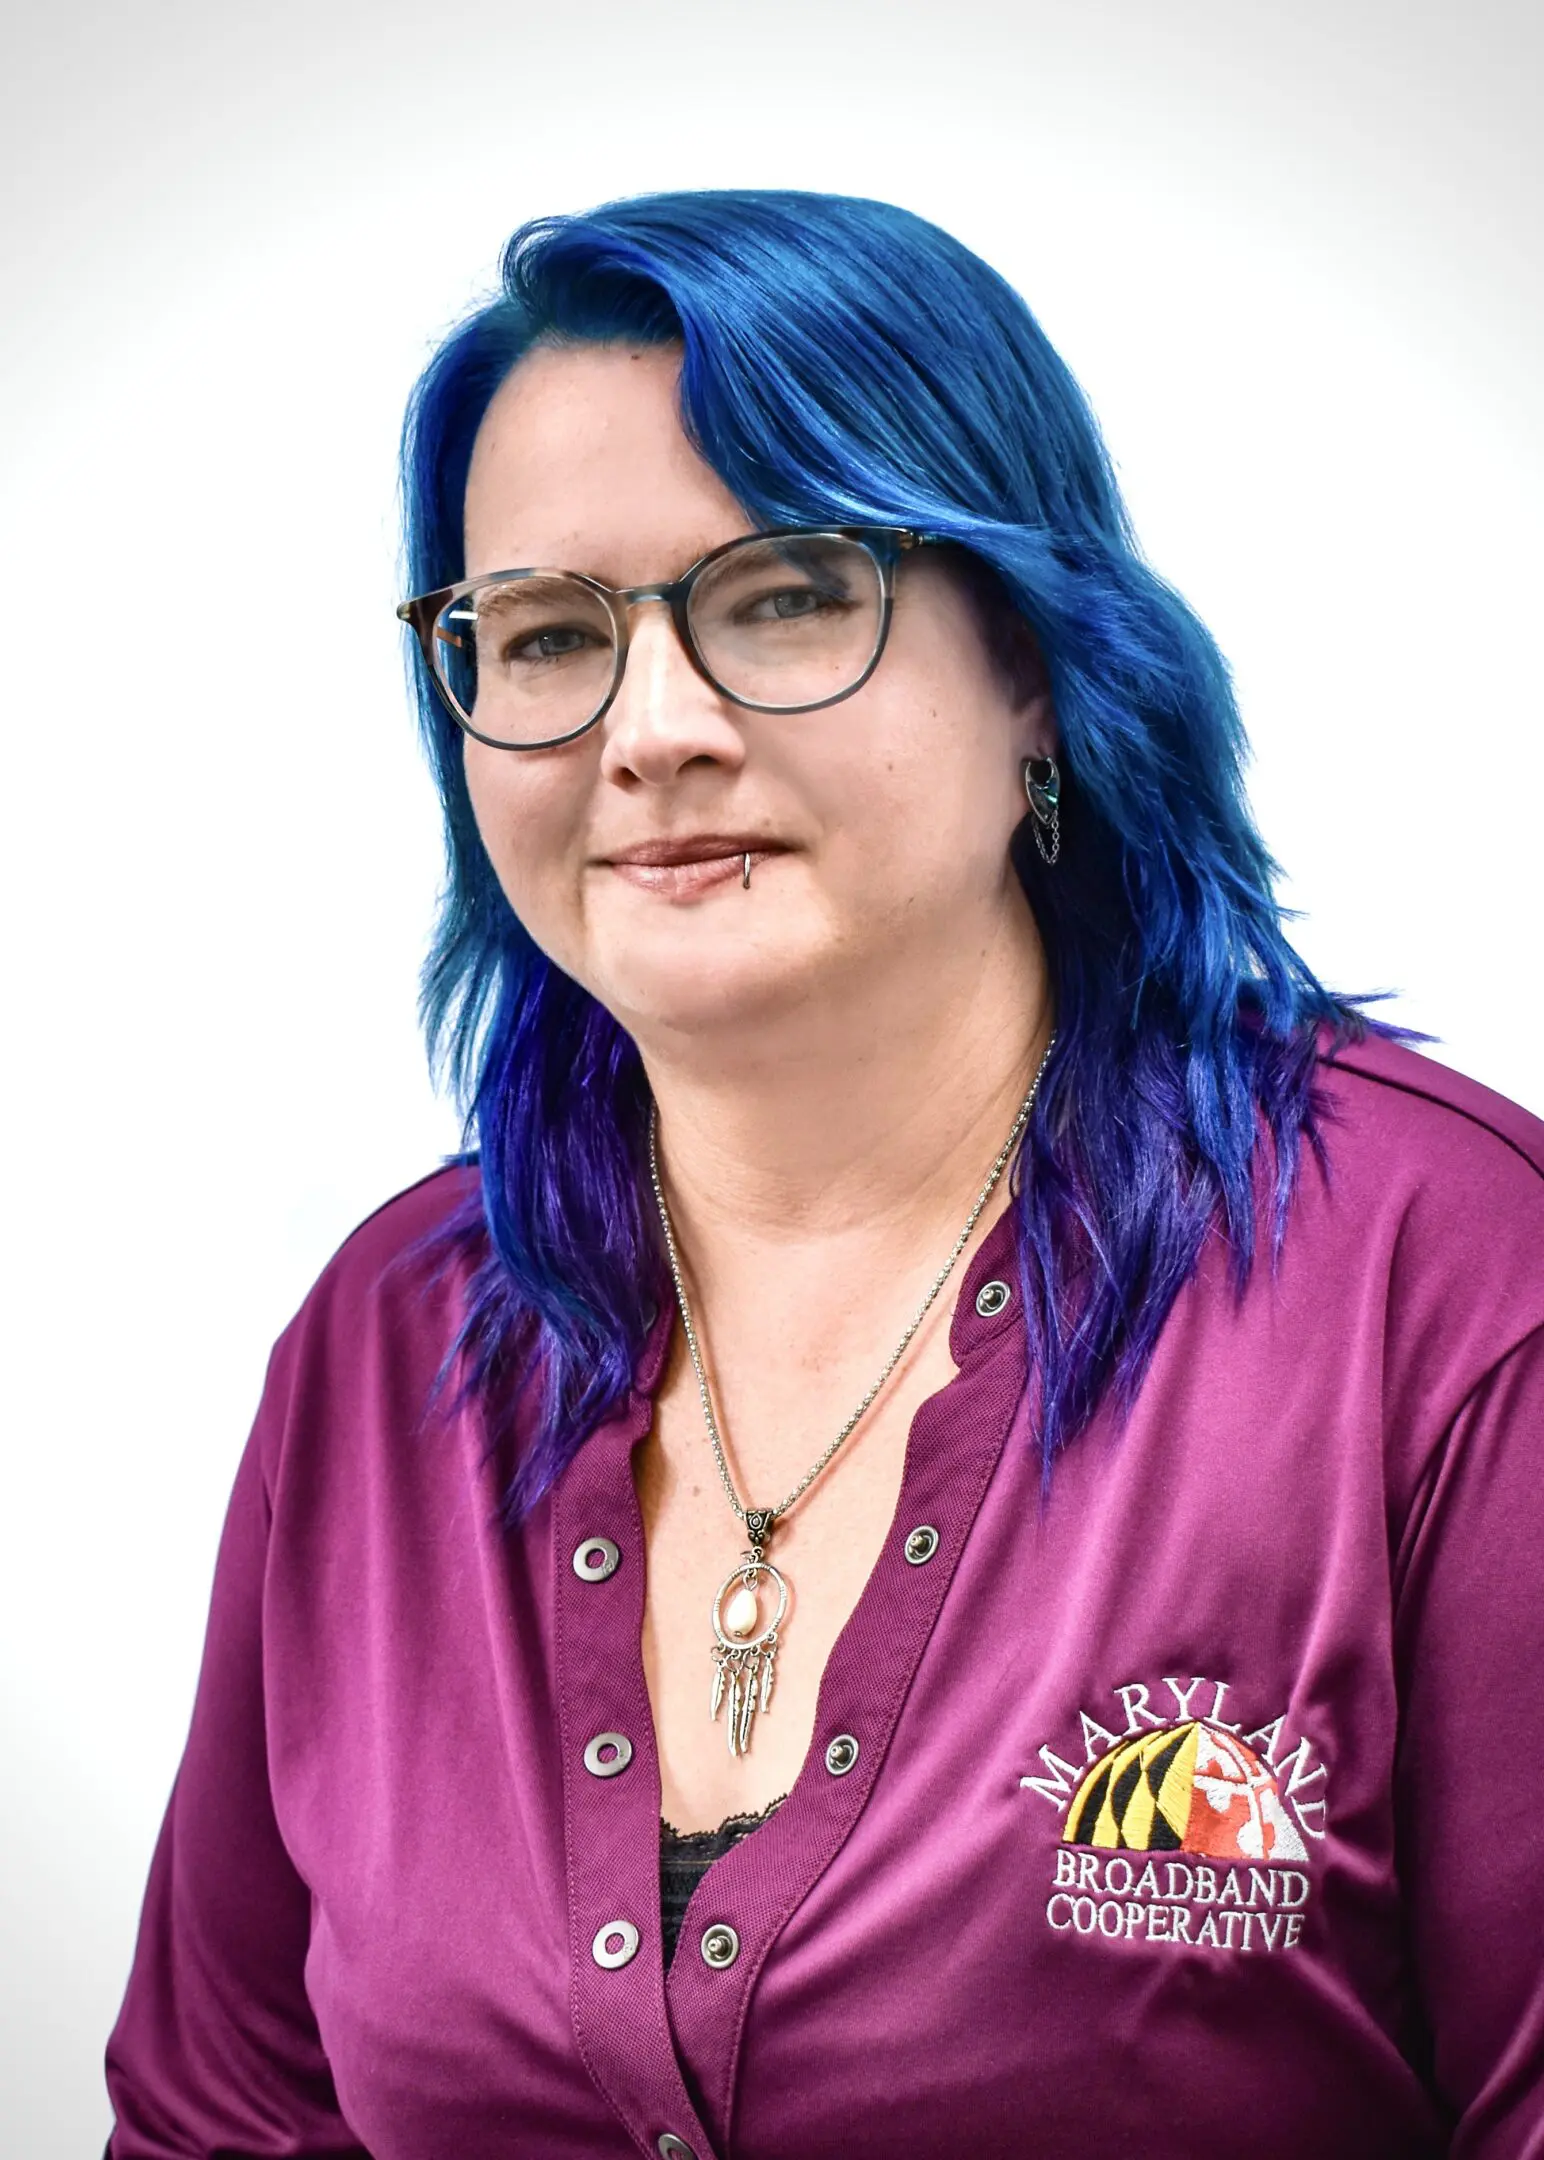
[1022, 756, 1061, 867]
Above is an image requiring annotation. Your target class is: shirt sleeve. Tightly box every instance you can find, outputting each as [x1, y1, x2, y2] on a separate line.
[1394, 1319, 1544, 2158]
[104, 1340, 372, 2159]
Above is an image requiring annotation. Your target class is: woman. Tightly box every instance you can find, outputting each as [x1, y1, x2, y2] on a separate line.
[104, 189, 1544, 2158]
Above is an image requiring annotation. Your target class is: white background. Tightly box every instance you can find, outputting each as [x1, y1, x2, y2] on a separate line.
[2, 0, 1539, 2148]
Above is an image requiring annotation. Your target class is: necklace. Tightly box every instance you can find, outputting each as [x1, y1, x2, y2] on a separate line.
[645, 1031, 1057, 1760]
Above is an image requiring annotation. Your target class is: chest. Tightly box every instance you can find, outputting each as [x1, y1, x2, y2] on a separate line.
[633, 1319, 961, 1829]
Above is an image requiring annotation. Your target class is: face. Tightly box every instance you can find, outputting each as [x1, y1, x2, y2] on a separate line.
[459, 340, 1053, 1054]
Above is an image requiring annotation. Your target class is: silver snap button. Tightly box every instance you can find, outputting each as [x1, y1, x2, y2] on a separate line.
[825, 1732, 860, 1777]
[591, 1918, 640, 1969]
[903, 1524, 940, 1565]
[582, 1731, 633, 1779]
[700, 1922, 740, 1969]
[657, 2138, 697, 2160]
[572, 1536, 621, 1582]
[975, 1279, 1012, 1317]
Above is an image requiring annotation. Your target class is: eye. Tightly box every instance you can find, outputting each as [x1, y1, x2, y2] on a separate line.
[502, 624, 601, 664]
[736, 581, 850, 623]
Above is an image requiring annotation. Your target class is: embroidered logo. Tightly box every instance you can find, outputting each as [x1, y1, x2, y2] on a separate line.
[1020, 1675, 1327, 1955]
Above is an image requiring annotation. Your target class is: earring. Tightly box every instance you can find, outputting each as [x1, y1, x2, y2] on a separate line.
[1023, 755, 1061, 867]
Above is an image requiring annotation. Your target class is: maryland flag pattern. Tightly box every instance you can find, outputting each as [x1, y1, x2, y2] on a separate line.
[1063, 1720, 1309, 1863]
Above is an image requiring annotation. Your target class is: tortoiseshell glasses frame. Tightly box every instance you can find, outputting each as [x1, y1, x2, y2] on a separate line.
[396, 524, 941, 751]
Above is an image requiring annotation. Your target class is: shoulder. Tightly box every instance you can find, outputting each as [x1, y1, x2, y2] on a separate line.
[299, 1157, 484, 1318]
[1313, 1026, 1544, 1194]
[1298, 1027, 1544, 1423]
[241, 1162, 505, 1637]
[325, 1156, 485, 1284]
[261, 1159, 486, 1420]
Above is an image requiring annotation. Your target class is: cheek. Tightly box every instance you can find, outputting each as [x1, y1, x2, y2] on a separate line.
[462, 745, 590, 932]
[834, 687, 1014, 862]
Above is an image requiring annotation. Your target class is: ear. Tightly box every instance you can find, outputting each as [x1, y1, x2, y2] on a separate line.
[944, 543, 1061, 759]
[1002, 620, 1058, 762]
[1016, 680, 1059, 766]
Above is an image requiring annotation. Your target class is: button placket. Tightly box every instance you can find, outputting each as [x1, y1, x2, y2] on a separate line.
[554, 1344, 719, 2160]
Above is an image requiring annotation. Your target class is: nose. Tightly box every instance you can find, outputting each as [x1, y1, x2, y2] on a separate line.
[596, 597, 746, 788]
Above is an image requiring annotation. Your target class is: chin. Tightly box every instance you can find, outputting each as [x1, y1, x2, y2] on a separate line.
[597, 945, 823, 1046]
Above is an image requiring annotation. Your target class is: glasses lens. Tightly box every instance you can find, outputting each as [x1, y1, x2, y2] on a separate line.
[688, 535, 883, 709]
[433, 575, 617, 744]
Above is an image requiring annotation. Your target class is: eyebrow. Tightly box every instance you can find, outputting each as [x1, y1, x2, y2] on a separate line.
[481, 535, 755, 585]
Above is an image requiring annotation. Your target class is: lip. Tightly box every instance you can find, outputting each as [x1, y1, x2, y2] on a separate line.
[598, 833, 788, 900]
[600, 834, 784, 868]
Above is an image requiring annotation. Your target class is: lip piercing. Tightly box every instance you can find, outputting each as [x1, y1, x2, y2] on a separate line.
[742, 852, 752, 889]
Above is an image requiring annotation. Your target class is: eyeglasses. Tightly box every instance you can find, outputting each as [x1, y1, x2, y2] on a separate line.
[397, 524, 938, 751]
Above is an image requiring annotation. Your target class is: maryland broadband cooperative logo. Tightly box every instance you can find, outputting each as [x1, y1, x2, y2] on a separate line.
[1020, 1675, 1327, 1955]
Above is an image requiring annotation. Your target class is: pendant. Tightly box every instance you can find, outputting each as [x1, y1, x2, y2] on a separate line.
[709, 1509, 789, 1759]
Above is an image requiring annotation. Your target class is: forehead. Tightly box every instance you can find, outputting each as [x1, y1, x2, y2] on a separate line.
[462, 340, 751, 582]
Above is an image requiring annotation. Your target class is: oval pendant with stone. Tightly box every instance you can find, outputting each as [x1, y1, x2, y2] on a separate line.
[710, 1558, 789, 1653]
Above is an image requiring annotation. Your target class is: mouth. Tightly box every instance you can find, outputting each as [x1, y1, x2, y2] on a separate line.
[599, 834, 788, 899]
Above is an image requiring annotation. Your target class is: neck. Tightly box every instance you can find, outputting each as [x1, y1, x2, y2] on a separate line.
[642, 891, 1055, 1269]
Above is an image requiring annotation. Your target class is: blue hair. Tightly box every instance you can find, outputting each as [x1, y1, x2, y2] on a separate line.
[391, 187, 1407, 1522]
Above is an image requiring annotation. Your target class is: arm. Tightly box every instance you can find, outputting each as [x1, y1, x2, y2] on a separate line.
[1395, 1321, 1544, 2157]
[104, 1349, 371, 2159]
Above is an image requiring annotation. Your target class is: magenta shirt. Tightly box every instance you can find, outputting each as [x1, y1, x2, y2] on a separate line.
[105, 1033, 1544, 2158]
